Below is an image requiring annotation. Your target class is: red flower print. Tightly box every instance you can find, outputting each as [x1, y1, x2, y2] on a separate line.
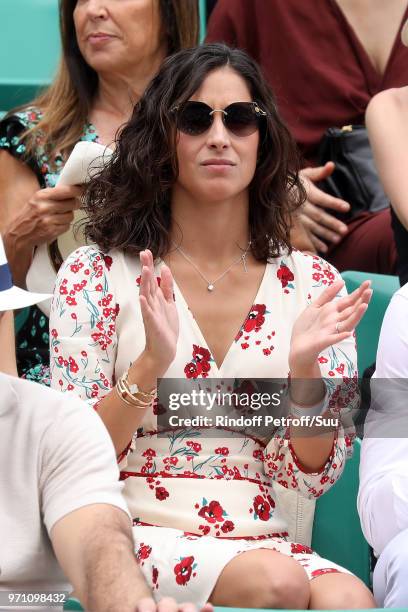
[221, 520, 235, 533]
[277, 263, 294, 288]
[153, 398, 166, 415]
[184, 361, 200, 379]
[243, 304, 266, 333]
[215, 447, 229, 456]
[198, 500, 225, 524]
[253, 449, 263, 460]
[234, 379, 256, 399]
[152, 566, 159, 587]
[155, 486, 169, 501]
[103, 254, 113, 270]
[291, 543, 313, 555]
[136, 543, 152, 563]
[174, 556, 195, 586]
[69, 357, 79, 373]
[142, 448, 156, 458]
[184, 345, 212, 379]
[241, 342, 249, 350]
[192, 345, 211, 363]
[253, 495, 271, 521]
[187, 441, 202, 453]
[311, 568, 340, 578]
[266, 494, 276, 509]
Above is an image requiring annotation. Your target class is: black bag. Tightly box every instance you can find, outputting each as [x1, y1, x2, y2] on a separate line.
[317, 125, 389, 221]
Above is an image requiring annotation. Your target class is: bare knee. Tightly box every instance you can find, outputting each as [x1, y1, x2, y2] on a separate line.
[211, 549, 310, 609]
[310, 574, 376, 609]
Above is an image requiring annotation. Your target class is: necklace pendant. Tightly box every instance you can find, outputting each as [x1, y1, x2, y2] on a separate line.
[207, 284, 215, 292]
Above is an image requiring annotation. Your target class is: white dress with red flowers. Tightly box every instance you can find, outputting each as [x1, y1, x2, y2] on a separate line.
[50, 246, 357, 605]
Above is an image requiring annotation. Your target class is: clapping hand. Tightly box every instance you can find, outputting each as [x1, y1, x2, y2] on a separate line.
[139, 249, 179, 377]
[289, 279, 372, 373]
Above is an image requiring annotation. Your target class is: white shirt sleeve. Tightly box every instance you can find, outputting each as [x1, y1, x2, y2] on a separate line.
[374, 290, 408, 378]
[39, 393, 130, 534]
[358, 286, 408, 554]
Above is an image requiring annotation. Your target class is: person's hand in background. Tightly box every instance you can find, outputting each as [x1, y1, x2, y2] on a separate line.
[296, 162, 351, 254]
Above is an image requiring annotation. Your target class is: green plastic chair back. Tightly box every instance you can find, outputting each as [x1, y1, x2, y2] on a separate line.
[63, 598, 83, 611]
[342, 271, 399, 374]
[312, 438, 370, 586]
[199, 0, 207, 41]
[0, 0, 60, 111]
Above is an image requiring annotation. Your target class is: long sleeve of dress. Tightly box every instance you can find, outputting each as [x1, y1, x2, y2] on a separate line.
[263, 255, 357, 499]
[49, 246, 118, 406]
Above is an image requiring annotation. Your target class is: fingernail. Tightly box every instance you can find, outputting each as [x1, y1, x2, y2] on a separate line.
[339, 225, 348, 233]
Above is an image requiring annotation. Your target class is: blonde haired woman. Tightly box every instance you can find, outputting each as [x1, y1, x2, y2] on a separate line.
[0, 0, 198, 382]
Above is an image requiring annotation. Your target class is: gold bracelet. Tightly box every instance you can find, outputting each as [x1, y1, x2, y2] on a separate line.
[115, 370, 157, 409]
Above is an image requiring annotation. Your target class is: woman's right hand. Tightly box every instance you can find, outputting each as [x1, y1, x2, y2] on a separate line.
[137, 249, 179, 378]
[4, 184, 83, 250]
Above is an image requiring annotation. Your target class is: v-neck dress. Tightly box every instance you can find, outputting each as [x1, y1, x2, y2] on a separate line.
[49, 245, 358, 605]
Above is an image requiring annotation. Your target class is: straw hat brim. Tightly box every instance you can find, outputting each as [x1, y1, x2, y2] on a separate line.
[0, 286, 52, 311]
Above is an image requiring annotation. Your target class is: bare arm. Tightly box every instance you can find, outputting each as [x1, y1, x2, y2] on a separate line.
[288, 279, 371, 471]
[52, 505, 213, 612]
[366, 87, 408, 229]
[51, 504, 153, 612]
[0, 311, 17, 375]
[0, 151, 39, 285]
[96, 250, 178, 455]
[0, 151, 81, 287]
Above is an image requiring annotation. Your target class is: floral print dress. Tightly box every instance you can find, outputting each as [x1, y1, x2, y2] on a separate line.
[0, 107, 98, 383]
[50, 245, 358, 606]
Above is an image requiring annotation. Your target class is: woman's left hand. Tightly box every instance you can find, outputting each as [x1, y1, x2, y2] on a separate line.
[289, 279, 372, 373]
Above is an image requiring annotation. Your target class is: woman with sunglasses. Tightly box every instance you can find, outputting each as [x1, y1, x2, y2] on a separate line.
[50, 44, 374, 609]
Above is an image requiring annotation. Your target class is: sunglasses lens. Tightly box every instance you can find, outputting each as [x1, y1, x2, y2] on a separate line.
[177, 102, 211, 135]
[225, 103, 259, 136]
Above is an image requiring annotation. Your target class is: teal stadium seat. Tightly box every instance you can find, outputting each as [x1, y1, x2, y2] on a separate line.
[312, 439, 370, 586]
[0, 0, 60, 111]
[342, 271, 400, 374]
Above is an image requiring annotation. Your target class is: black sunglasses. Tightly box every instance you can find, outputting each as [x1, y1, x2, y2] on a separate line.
[171, 101, 267, 137]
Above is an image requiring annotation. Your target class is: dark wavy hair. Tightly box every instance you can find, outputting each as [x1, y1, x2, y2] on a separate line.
[84, 43, 306, 261]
